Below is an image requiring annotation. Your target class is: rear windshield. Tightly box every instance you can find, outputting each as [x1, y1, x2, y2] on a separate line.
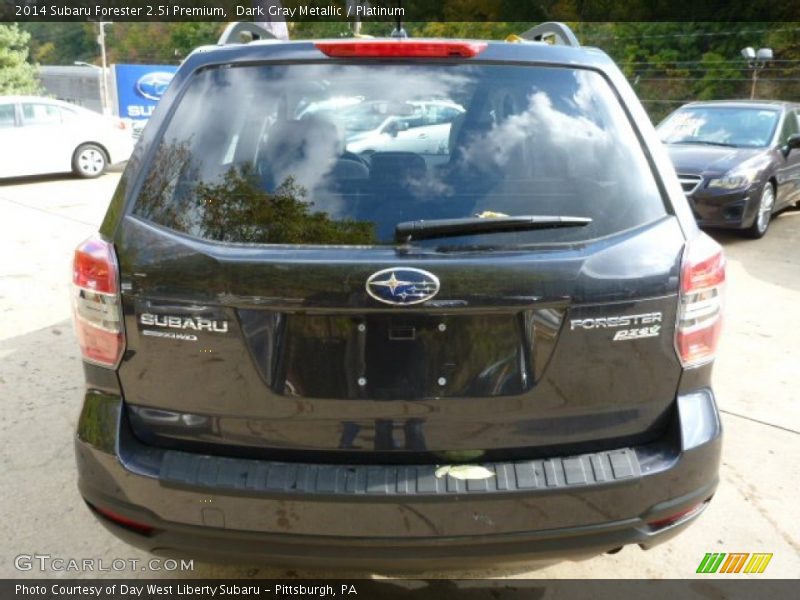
[134, 63, 666, 247]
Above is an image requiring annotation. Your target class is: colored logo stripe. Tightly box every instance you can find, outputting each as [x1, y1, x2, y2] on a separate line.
[744, 553, 773, 573]
[696, 552, 773, 574]
[719, 553, 749, 573]
[697, 553, 726, 573]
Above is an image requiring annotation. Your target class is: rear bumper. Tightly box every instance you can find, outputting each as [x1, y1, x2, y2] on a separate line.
[75, 390, 721, 570]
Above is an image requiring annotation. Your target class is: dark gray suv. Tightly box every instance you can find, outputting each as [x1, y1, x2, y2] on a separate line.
[72, 23, 724, 570]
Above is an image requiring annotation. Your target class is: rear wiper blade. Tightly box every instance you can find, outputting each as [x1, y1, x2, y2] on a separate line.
[395, 215, 592, 242]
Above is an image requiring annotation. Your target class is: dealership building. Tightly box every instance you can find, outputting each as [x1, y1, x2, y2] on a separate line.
[38, 63, 177, 123]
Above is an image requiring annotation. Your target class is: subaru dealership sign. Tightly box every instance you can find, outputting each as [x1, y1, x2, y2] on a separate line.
[114, 64, 178, 120]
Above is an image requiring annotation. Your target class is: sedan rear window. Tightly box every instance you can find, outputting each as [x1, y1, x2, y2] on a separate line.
[134, 63, 666, 247]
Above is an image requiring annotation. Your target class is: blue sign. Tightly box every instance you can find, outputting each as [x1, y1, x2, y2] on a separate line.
[114, 64, 178, 120]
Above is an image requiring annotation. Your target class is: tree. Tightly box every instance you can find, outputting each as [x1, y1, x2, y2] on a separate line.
[20, 22, 96, 66]
[102, 22, 225, 64]
[0, 23, 40, 94]
[577, 22, 800, 122]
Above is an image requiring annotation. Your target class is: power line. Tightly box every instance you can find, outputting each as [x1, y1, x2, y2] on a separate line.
[620, 58, 800, 65]
[582, 27, 800, 41]
[636, 77, 800, 82]
[629, 69, 799, 75]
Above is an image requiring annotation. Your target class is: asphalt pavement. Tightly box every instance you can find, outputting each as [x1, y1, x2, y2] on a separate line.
[0, 173, 798, 579]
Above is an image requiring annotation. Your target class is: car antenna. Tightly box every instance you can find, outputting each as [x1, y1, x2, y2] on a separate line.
[390, 1, 407, 38]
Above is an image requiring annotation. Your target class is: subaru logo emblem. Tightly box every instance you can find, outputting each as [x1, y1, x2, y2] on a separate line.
[135, 71, 174, 101]
[366, 268, 440, 306]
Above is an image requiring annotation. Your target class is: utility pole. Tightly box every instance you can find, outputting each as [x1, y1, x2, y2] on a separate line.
[347, 0, 361, 36]
[97, 21, 110, 114]
[741, 46, 773, 100]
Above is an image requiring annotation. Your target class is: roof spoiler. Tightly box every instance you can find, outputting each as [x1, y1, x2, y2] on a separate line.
[517, 22, 580, 48]
[217, 22, 277, 45]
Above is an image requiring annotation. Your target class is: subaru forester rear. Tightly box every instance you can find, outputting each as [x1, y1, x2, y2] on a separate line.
[73, 24, 723, 570]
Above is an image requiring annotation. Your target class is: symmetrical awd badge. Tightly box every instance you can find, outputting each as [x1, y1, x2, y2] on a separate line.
[365, 268, 440, 306]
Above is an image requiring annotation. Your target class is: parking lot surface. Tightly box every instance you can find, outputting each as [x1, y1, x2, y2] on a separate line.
[1, 173, 798, 578]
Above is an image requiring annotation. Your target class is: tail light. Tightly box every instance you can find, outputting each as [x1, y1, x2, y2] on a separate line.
[647, 501, 708, 531]
[315, 40, 487, 58]
[89, 503, 154, 536]
[72, 235, 125, 367]
[676, 233, 725, 367]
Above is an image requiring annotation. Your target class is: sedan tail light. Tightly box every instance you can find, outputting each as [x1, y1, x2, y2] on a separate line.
[72, 235, 125, 367]
[676, 233, 725, 367]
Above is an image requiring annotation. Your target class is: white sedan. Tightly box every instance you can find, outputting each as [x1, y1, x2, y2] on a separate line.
[0, 96, 134, 179]
[346, 117, 455, 156]
[344, 101, 465, 157]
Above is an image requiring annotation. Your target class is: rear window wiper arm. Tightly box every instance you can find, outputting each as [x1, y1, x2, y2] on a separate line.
[395, 215, 592, 242]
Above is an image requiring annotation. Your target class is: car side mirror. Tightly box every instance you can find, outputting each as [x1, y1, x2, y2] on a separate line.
[786, 133, 800, 152]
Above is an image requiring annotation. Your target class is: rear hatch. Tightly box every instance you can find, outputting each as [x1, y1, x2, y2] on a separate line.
[114, 52, 685, 463]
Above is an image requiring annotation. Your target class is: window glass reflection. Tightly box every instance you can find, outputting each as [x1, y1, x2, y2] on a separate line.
[135, 64, 665, 247]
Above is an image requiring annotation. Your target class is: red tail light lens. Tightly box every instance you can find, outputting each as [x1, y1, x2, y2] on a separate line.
[648, 501, 707, 531]
[676, 234, 725, 367]
[90, 504, 154, 536]
[72, 235, 125, 367]
[315, 40, 488, 58]
[73, 236, 117, 293]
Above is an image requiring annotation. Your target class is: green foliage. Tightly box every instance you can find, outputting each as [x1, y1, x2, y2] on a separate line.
[20, 22, 224, 66]
[0, 23, 40, 95]
[291, 21, 354, 39]
[18, 20, 800, 123]
[194, 167, 377, 245]
[169, 22, 226, 56]
[578, 22, 800, 122]
[414, 22, 535, 40]
[696, 52, 740, 101]
[20, 22, 95, 65]
[106, 21, 224, 62]
[135, 140, 376, 246]
[104, 23, 177, 63]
